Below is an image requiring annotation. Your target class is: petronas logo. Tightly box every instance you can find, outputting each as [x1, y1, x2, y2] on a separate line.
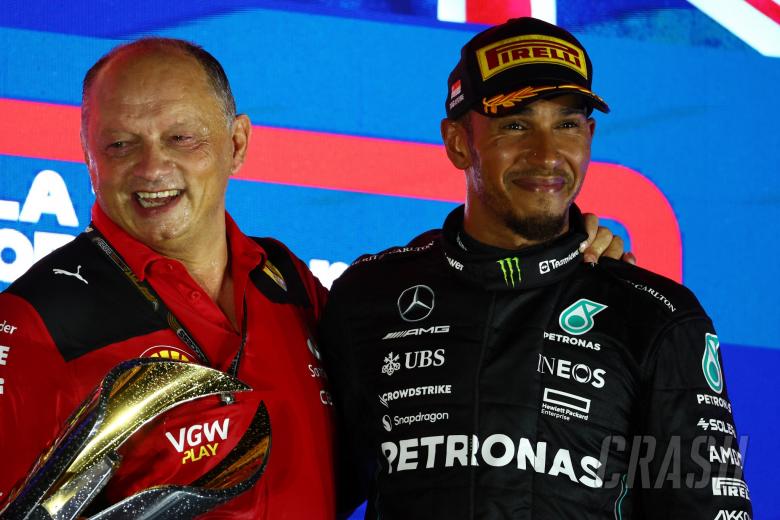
[702, 333, 723, 394]
[559, 299, 607, 335]
[497, 257, 521, 287]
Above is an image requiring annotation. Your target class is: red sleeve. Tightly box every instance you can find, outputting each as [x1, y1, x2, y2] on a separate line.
[0, 293, 76, 508]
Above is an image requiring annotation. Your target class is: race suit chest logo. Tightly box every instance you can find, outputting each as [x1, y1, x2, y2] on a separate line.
[382, 349, 445, 376]
[539, 247, 580, 275]
[702, 333, 723, 394]
[379, 384, 453, 407]
[541, 388, 590, 422]
[381, 433, 602, 488]
[382, 325, 449, 340]
[559, 299, 607, 335]
[165, 418, 230, 464]
[381, 410, 449, 432]
[306, 337, 333, 407]
[397, 285, 435, 322]
[537, 354, 605, 388]
[497, 257, 521, 287]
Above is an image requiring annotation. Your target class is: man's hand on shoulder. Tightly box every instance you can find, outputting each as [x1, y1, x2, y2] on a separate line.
[580, 213, 637, 265]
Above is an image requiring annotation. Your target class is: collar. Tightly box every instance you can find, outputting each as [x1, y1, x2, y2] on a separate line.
[90, 204, 264, 281]
[439, 204, 588, 290]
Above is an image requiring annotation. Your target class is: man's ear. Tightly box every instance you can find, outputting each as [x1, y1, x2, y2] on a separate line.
[230, 114, 252, 175]
[440, 116, 473, 171]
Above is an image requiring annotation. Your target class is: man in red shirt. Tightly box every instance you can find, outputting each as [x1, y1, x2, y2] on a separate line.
[0, 38, 336, 518]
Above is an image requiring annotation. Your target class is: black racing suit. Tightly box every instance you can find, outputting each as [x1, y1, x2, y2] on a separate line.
[321, 205, 751, 519]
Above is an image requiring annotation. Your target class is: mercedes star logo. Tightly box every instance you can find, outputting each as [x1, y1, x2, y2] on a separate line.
[397, 285, 435, 322]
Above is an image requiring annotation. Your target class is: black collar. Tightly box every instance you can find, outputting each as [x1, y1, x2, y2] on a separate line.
[439, 205, 588, 290]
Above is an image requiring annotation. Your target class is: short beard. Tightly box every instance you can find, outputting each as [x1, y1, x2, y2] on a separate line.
[503, 212, 567, 242]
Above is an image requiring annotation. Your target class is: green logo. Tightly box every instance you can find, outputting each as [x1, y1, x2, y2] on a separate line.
[497, 257, 521, 287]
[702, 333, 723, 394]
[559, 299, 607, 335]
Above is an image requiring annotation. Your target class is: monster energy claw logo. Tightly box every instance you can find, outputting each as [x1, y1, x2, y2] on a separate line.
[702, 333, 723, 394]
[559, 299, 607, 335]
[497, 257, 522, 287]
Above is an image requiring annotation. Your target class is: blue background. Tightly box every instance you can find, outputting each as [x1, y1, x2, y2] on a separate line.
[0, 1, 776, 517]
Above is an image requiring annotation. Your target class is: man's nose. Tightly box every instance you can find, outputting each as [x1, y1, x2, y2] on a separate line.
[135, 142, 174, 180]
[526, 132, 561, 170]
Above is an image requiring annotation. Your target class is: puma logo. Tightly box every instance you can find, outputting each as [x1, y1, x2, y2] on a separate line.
[52, 265, 88, 285]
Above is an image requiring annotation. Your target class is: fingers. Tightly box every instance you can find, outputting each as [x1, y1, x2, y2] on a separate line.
[580, 213, 633, 264]
[582, 213, 599, 246]
[582, 226, 616, 264]
[601, 235, 625, 261]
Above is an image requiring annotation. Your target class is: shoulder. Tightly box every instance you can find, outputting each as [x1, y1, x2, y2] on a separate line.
[6, 233, 105, 305]
[594, 258, 705, 318]
[249, 236, 325, 312]
[4, 233, 163, 361]
[337, 229, 442, 283]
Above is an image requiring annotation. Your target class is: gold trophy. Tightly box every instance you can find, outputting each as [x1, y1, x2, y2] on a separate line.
[1, 358, 271, 519]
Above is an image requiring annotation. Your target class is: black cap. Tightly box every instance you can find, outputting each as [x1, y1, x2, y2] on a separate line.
[446, 17, 609, 119]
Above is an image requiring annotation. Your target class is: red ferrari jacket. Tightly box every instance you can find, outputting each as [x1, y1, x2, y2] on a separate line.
[0, 205, 335, 519]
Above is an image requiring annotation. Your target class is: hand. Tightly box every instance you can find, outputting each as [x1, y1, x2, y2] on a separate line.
[580, 213, 636, 265]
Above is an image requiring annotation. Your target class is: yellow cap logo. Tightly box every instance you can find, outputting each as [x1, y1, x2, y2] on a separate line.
[141, 345, 192, 363]
[482, 84, 602, 115]
[476, 34, 588, 81]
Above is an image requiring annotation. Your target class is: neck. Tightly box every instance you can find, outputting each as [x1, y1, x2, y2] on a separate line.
[176, 241, 230, 301]
[463, 203, 570, 250]
[158, 233, 238, 330]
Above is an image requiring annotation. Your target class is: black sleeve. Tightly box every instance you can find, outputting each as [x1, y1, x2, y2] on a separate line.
[635, 316, 752, 519]
[318, 281, 376, 518]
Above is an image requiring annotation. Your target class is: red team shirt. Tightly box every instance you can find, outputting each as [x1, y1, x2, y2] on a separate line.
[0, 205, 336, 518]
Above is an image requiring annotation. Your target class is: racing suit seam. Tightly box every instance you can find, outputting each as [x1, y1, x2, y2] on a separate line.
[470, 291, 497, 520]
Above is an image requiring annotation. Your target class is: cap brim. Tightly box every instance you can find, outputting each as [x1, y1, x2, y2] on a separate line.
[479, 84, 610, 117]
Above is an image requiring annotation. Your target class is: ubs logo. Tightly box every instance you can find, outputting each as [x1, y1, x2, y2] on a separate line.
[397, 285, 435, 322]
[382, 349, 446, 376]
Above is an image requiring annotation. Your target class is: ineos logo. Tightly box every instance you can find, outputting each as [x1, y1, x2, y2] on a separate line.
[397, 285, 435, 322]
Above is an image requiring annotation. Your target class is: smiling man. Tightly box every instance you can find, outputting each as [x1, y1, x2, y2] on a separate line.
[321, 18, 752, 519]
[0, 39, 336, 518]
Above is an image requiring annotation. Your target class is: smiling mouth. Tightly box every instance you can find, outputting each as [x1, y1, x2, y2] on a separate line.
[512, 176, 567, 192]
[135, 189, 182, 208]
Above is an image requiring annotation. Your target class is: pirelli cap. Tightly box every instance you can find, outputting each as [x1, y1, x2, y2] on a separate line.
[446, 17, 610, 119]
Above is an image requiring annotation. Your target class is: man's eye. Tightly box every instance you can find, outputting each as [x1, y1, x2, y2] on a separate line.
[172, 135, 193, 143]
[502, 122, 526, 131]
[559, 120, 581, 129]
[108, 141, 126, 149]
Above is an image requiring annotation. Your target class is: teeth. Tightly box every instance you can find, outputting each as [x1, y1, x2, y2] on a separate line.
[137, 190, 181, 199]
[136, 190, 181, 208]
